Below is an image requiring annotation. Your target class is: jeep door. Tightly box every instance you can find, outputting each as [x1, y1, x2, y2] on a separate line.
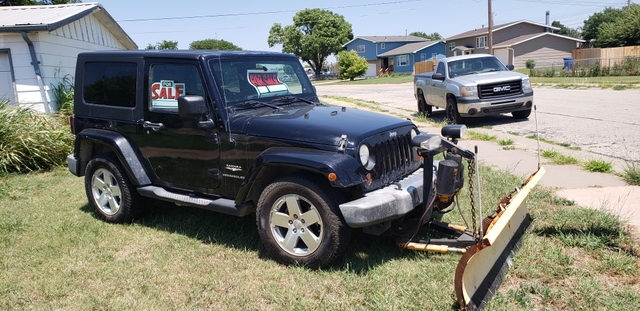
[137, 60, 221, 192]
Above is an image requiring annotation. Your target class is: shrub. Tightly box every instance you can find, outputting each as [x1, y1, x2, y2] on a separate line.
[525, 59, 535, 69]
[0, 101, 74, 175]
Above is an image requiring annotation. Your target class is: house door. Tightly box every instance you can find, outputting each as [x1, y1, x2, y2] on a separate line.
[0, 50, 16, 104]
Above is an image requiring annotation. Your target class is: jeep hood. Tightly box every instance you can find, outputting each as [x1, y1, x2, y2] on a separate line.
[453, 71, 527, 85]
[229, 104, 414, 146]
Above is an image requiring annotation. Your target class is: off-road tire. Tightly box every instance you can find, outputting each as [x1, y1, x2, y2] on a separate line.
[417, 92, 432, 117]
[512, 108, 531, 119]
[446, 97, 465, 124]
[256, 175, 351, 268]
[85, 155, 143, 223]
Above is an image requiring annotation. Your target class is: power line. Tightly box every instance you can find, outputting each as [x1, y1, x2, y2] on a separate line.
[118, 0, 423, 22]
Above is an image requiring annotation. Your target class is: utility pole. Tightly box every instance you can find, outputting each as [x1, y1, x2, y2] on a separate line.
[488, 0, 493, 55]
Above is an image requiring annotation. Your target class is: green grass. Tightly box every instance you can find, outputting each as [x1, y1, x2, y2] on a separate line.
[328, 74, 414, 85]
[584, 159, 613, 173]
[526, 134, 581, 150]
[529, 75, 640, 88]
[621, 162, 640, 185]
[466, 131, 497, 141]
[541, 150, 579, 165]
[1, 166, 637, 310]
[499, 139, 514, 146]
[0, 101, 74, 175]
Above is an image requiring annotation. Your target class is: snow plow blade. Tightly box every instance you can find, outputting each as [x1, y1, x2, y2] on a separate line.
[455, 167, 545, 310]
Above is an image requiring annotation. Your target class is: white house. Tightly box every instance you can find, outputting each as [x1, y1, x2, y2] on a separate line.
[0, 2, 137, 112]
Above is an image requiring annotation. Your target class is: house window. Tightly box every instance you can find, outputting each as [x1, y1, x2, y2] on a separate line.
[476, 36, 487, 48]
[420, 53, 426, 61]
[381, 43, 385, 49]
[449, 42, 455, 51]
[357, 45, 365, 53]
[398, 55, 409, 66]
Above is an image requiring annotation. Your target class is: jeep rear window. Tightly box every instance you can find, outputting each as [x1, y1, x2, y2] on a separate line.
[210, 58, 314, 106]
[83, 62, 137, 107]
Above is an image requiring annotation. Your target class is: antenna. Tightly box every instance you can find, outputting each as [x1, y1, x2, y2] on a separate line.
[475, 145, 483, 239]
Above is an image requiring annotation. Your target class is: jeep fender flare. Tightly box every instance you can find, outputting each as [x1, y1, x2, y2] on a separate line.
[236, 147, 367, 204]
[74, 128, 152, 186]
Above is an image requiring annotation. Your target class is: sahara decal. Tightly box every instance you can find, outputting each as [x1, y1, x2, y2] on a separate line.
[151, 80, 185, 108]
[247, 70, 288, 97]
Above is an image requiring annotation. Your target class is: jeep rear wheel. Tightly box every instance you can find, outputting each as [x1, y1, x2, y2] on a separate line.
[85, 155, 142, 223]
[256, 175, 351, 268]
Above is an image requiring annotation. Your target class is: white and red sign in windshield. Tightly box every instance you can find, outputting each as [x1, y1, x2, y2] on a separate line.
[151, 80, 185, 108]
[247, 70, 288, 97]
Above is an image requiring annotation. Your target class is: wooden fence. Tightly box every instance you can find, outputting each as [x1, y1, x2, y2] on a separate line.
[572, 45, 640, 67]
[414, 61, 436, 74]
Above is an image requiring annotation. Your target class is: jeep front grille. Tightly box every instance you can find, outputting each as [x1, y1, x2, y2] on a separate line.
[370, 133, 420, 187]
[478, 79, 522, 99]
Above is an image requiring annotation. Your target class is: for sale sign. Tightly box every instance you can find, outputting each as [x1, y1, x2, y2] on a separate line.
[151, 80, 185, 108]
[247, 70, 288, 98]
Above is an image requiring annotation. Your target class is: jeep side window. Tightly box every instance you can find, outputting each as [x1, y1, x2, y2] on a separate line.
[83, 62, 137, 107]
[149, 64, 204, 111]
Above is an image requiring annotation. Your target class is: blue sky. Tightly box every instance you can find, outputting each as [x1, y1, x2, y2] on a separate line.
[99, 0, 631, 56]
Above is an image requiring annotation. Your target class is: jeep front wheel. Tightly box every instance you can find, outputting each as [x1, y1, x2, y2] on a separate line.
[85, 155, 142, 223]
[256, 175, 351, 268]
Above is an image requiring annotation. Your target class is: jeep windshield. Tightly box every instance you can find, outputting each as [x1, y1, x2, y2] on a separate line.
[210, 58, 316, 107]
[448, 56, 509, 78]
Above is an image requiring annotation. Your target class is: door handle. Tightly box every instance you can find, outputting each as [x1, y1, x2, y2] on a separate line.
[143, 121, 165, 131]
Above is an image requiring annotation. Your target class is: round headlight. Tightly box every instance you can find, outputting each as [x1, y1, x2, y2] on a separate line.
[359, 144, 370, 166]
[411, 128, 419, 140]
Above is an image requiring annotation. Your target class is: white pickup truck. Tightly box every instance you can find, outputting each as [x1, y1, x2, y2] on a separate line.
[414, 54, 533, 123]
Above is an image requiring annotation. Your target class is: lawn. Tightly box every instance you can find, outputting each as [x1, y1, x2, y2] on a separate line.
[1, 166, 638, 310]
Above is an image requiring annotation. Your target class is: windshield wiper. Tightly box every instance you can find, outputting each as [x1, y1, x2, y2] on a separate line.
[234, 100, 280, 110]
[270, 96, 317, 106]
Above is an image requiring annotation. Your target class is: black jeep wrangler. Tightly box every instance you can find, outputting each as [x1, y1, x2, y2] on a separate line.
[67, 50, 433, 268]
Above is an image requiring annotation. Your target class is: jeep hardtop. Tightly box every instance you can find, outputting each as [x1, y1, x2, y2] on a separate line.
[68, 50, 429, 267]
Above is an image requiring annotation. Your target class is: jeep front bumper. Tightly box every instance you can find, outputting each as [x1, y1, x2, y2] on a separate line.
[339, 168, 425, 228]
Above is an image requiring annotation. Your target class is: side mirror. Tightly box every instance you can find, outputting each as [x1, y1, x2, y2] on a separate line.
[178, 95, 207, 118]
[506, 64, 515, 71]
[432, 73, 445, 81]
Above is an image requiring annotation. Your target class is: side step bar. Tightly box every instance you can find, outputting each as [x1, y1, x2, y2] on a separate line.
[137, 185, 254, 217]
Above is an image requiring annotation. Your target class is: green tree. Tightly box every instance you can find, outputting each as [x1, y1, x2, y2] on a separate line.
[189, 39, 241, 50]
[268, 8, 353, 77]
[146, 40, 178, 50]
[582, 7, 625, 47]
[550, 21, 581, 39]
[409, 31, 443, 40]
[336, 50, 368, 81]
[596, 4, 640, 47]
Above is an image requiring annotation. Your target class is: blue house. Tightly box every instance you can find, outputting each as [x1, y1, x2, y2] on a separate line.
[343, 35, 446, 77]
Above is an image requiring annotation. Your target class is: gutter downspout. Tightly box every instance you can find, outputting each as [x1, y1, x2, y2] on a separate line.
[21, 31, 51, 113]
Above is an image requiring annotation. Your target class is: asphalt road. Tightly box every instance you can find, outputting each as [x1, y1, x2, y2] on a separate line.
[316, 83, 640, 163]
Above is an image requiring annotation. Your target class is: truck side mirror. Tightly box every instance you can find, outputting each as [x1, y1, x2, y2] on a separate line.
[178, 95, 207, 118]
[432, 73, 445, 81]
[506, 64, 515, 71]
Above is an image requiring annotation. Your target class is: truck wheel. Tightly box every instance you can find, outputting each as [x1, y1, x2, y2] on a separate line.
[446, 97, 465, 124]
[512, 109, 531, 119]
[417, 92, 432, 117]
[85, 155, 143, 223]
[256, 175, 351, 268]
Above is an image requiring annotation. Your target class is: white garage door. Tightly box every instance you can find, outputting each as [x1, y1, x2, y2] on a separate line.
[363, 63, 377, 78]
[494, 49, 510, 66]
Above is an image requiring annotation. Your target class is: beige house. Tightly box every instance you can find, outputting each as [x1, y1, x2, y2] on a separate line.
[445, 20, 584, 69]
[0, 3, 137, 112]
